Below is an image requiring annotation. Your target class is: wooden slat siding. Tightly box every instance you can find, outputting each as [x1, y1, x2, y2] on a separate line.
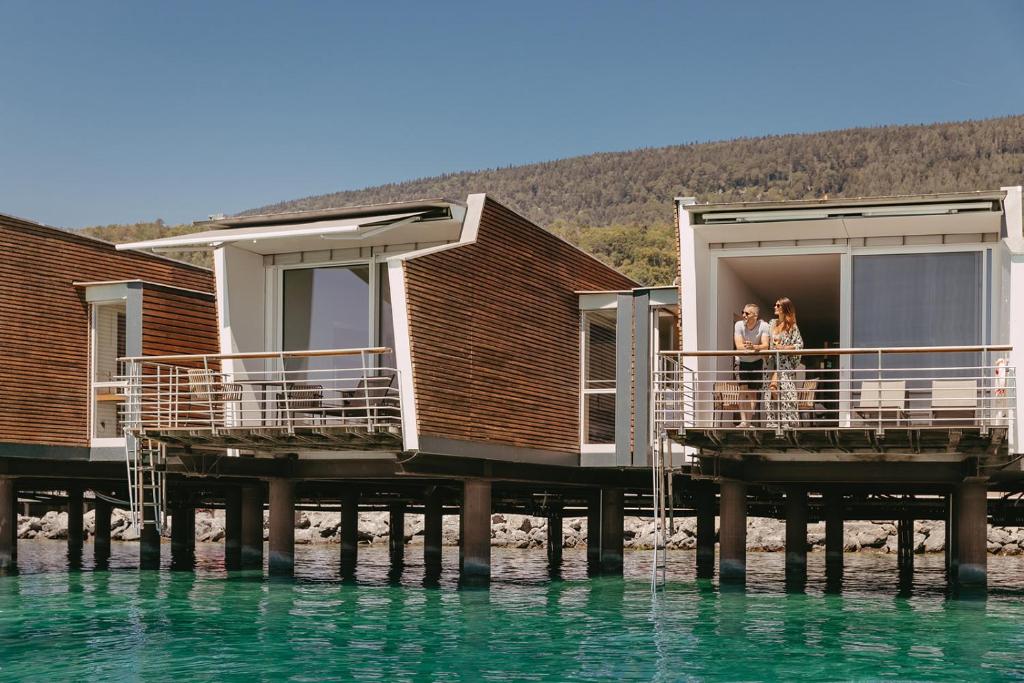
[0, 214, 214, 447]
[403, 198, 637, 455]
[141, 285, 219, 357]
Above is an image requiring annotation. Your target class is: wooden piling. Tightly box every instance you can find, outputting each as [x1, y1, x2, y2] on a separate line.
[719, 480, 747, 582]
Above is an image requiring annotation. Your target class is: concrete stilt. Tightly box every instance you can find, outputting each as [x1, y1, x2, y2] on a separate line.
[956, 478, 988, 588]
[268, 479, 295, 576]
[94, 495, 112, 564]
[340, 488, 359, 573]
[897, 517, 914, 574]
[170, 502, 196, 571]
[586, 491, 601, 570]
[695, 485, 716, 579]
[946, 488, 960, 577]
[224, 488, 242, 570]
[824, 492, 844, 571]
[423, 489, 443, 571]
[719, 480, 747, 582]
[388, 502, 405, 567]
[67, 485, 84, 564]
[600, 488, 624, 574]
[240, 484, 264, 570]
[9, 481, 18, 563]
[139, 485, 161, 570]
[0, 478, 15, 572]
[460, 479, 491, 582]
[547, 502, 563, 568]
[784, 487, 808, 581]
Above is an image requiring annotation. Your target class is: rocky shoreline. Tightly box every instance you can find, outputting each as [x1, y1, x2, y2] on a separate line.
[15, 509, 1024, 555]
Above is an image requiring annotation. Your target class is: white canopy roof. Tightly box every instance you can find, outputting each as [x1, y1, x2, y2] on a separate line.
[116, 211, 428, 253]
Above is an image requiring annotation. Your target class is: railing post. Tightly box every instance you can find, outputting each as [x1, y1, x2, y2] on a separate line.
[877, 349, 884, 436]
[774, 350, 783, 436]
[362, 350, 373, 432]
[279, 352, 293, 434]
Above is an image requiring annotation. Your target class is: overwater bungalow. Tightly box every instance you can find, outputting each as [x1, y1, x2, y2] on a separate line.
[113, 195, 640, 577]
[0, 211, 216, 568]
[647, 186, 1024, 587]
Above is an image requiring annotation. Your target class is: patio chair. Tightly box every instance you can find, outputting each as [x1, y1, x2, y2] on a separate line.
[856, 380, 907, 427]
[929, 379, 978, 425]
[713, 381, 743, 428]
[277, 382, 326, 425]
[186, 368, 242, 427]
[337, 373, 400, 429]
[798, 378, 819, 426]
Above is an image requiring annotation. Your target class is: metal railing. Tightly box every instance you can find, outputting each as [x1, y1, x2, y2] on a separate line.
[118, 347, 402, 437]
[654, 345, 1016, 437]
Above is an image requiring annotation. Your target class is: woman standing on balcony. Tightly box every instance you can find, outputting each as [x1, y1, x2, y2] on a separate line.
[765, 297, 803, 428]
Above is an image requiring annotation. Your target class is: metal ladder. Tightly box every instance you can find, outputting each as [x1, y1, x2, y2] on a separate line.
[650, 431, 673, 591]
[125, 435, 167, 535]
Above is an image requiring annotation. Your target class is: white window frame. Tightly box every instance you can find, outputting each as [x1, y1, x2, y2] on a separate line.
[271, 256, 385, 353]
[580, 308, 618, 454]
[89, 299, 128, 447]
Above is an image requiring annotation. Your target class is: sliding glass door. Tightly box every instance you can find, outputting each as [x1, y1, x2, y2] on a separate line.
[282, 264, 372, 376]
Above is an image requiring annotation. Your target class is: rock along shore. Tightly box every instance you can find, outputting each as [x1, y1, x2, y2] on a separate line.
[15, 509, 1024, 555]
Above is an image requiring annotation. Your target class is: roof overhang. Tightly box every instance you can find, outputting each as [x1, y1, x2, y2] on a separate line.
[116, 205, 466, 255]
[682, 190, 1008, 242]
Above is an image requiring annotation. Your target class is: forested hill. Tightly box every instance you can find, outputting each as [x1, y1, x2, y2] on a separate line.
[82, 115, 1024, 283]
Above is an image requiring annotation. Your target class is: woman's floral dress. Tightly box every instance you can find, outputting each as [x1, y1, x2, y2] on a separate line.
[763, 319, 803, 427]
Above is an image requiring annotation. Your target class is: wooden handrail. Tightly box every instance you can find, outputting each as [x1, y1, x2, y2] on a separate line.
[659, 345, 1012, 358]
[120, 347, 392, 363]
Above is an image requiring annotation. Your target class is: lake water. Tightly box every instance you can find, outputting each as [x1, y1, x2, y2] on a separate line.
[2, 541, 1024, 681]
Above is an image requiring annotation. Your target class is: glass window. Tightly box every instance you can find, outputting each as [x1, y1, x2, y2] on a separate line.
[582, 310, 617, 445]
[852, 251, 983, 382]
[282, 265, 371, 374]
[91, 302, 126, 439]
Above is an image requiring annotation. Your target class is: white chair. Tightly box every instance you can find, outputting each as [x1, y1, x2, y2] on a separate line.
[856, 380, 907, 426]
[929, 379, 978, 425]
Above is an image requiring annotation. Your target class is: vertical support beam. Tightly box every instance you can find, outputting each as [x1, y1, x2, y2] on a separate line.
[267, 478, 295, 576]
[9, 482, 18, 563]
[423, 488, 443, 570]
[170, 501, 195, 571]
[897, 517, 914, 574]
[600, 487, 624, 574]
[340, 488, 359, 572]
[956, 477, 988, 588]
[94, 495, 112, 564]
[719, 480, 747, 582]
[946, 489, 960, 576]
[140, 486, 161, 570]
[460, 479, 491, 581]
[695, 484, 716, 579]
[586, 490, 601, 570]
[824, 491, 844, 572]
[546, 501, 563, 567]
[388, 502, 405, 567]
[240, 484, 264, 570]
[615, 293, 634, 466]
[632, 290, 651, 468]
[0, 478, 14, 572]
[67, 485, 84, 560]
[224, 487, 242, 571]
[784, 487, 808, 581]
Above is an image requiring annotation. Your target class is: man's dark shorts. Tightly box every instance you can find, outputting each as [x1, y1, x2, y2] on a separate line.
[736, 359, 764, 392]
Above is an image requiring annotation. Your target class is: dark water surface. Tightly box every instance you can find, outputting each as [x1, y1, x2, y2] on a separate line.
[2, 542, 1024, 681]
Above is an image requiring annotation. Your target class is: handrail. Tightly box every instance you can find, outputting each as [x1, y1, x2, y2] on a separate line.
[660, 345, 1011, 358]
[120, 346, 392, 363]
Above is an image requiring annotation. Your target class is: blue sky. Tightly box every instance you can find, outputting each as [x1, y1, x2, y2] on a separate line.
[1, 1, 1022, 227]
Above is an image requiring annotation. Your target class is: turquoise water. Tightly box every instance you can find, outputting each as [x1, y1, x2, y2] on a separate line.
[2, 543, 1024, 681]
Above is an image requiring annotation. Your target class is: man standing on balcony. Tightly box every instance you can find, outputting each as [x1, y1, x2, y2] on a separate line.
[734, 304, 770, 428]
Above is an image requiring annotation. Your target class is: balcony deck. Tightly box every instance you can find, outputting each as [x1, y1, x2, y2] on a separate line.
[655, 345, 1016, 465]
[119, 347, 403, 453]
